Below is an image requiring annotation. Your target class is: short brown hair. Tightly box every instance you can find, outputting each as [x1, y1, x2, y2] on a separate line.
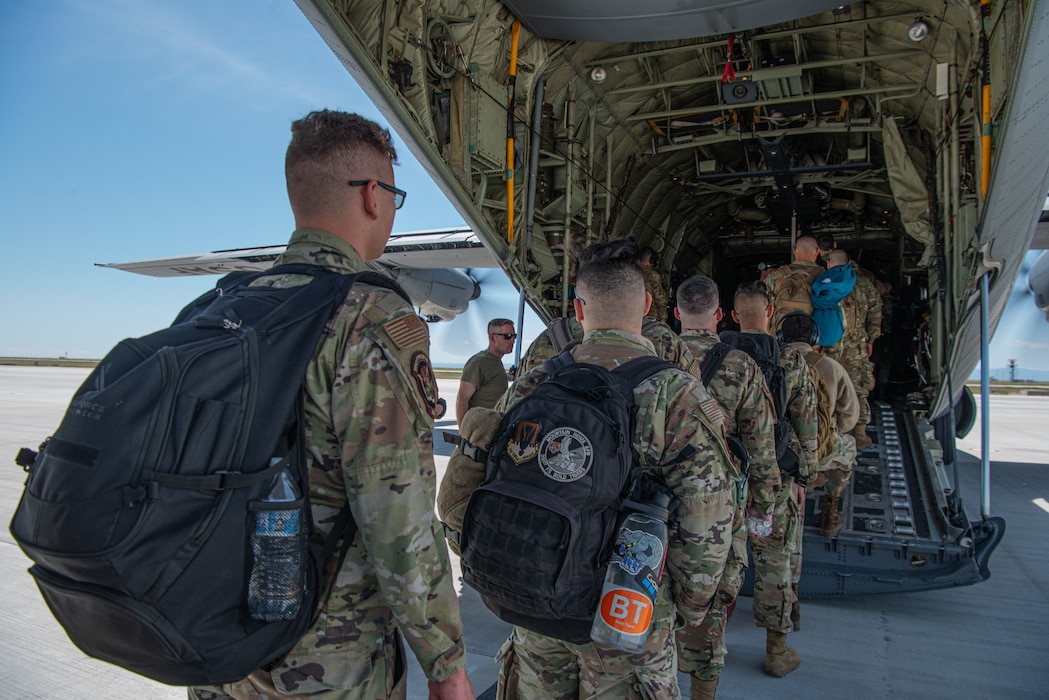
[677, 275, 720, 317]
[285, 110, 398, 217]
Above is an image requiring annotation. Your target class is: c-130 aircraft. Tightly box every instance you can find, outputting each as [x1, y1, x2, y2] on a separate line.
[106, 0, 1049, 597]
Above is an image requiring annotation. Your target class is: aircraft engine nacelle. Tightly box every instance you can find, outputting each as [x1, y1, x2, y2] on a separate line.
[393, 268, 481, 322]
[1030, 251, 1049, 323]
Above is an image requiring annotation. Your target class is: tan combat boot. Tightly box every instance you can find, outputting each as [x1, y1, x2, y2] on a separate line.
[820, 494, 842, 537]
[763, 629, 801, 677]
[853, 421, 873, 450]
[690, 674, 719, 700]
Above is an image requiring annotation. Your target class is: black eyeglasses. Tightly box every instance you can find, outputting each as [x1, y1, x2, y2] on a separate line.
[348, 179, 406, 209]
[491, 332, 517, 340]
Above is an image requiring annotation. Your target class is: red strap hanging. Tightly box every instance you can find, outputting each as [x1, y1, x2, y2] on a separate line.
[722, 34, 736, 83]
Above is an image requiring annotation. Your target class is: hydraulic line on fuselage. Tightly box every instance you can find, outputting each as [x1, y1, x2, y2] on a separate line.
[980, 0, 992, 199]
[506, 19, 521, 243]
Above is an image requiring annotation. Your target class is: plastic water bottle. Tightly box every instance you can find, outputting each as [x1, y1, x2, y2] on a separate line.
[590, 483, 675, 653]
[247, 464, 306, 622]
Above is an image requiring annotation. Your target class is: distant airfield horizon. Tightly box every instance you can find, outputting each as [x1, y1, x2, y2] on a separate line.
[5, 356, 1049, 386]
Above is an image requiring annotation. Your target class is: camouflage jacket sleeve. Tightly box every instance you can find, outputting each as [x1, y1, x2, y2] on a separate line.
[637, 372, 736, 628]
[642, 318, 701, 379]
[781, 348, 819, 478]
[318, 286, 465, 681]
[859, 274, 882, 341]
[516, 331, 555, 377]
[732, 355, 779, 515]
[517, 318, 586, 377]
[497, 363, 548, 409]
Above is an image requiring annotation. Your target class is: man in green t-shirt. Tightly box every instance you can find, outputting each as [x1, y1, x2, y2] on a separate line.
[456, 318, 515, 420]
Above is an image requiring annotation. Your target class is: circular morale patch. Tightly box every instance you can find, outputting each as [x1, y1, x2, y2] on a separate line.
[410, 350, 441, 418]
[538, 427, 593, 482]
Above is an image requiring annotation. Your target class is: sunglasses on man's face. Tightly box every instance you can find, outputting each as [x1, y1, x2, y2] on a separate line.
[492, 332, 517, 340]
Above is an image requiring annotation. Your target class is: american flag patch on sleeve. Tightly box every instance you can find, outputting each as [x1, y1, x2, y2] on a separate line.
[384, 313, 428, 349]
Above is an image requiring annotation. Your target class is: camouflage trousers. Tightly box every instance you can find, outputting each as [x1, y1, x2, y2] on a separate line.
[750, 476, 803, 633]
[824, 337, 874, 424]
[188, 628, 407, 700]
[675, 508, 748, 680]
[497, 622, 679, 699]
[819, 432, 857, 499]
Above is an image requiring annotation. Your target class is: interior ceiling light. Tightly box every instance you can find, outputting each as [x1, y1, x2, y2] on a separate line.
[908, 19, 930, 42]
[590, 66, 607, 84]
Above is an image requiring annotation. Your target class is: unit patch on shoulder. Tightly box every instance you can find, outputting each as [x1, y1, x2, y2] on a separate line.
[507, 421, 542, 464]
[538, 427, 593, 482]
[410, 351, 441, 418]
[385, 313, 428, 349]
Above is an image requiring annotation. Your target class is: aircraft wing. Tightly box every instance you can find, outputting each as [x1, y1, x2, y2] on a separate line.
[96, 227, 501, 322]
[96, 246, 285, 277]
[95, 227, 497, 277]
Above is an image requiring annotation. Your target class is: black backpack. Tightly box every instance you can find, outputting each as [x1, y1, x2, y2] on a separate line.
[458, 351, 674, 643]
[9, 264, 406, 686]
[713, 332, 799, 475]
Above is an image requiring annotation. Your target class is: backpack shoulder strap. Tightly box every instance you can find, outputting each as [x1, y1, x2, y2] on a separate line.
[718, 330, 740, 346]
[740, 332, 781, 368]
[700, 342, 732, 387]
[350, 269, 413, 306]
[614, 355, 700, 472]
[767, 335, 782, 365]
[549, 318, 580, 354]
[612, 355, 674, 393]
[227, 264, 413, 308]
[542, 349, 576, 376]
[805, 350, 824, 370]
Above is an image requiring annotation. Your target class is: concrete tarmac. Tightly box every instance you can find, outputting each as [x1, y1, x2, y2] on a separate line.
[1, 366, 1047, 698]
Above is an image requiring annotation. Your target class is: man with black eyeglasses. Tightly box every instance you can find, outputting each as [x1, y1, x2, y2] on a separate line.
[189, 109, 473, 700]
[456, 318, 516, 420]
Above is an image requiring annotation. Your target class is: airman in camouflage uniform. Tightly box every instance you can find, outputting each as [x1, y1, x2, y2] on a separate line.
[674, 275, 779, 699]
[189, 111, 472, 700]
[778, 312, 860, 537]
[730, 282, 818, 679]
[517, 315, 701, 379]
[821, 251, 882, 449]
[641, 246, 669, 321]
[761, 236, 824, 331]
[495, 239, 737, 700]
[876, 278, 895, 333]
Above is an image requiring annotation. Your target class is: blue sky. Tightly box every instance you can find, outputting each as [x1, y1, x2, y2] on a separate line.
[981, 250, 1049, 378]
[0, 0, 1045, 372]
[0, 0, 540, 366]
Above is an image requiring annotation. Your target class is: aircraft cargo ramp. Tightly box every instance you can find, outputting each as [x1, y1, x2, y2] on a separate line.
[794, 402, 1005, 597]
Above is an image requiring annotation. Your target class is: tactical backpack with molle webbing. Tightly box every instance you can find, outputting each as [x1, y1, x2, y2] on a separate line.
[456, 351, 683, 643]
[9, 265, 408, 685]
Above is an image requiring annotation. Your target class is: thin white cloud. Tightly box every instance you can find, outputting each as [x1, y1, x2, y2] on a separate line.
[72, 0, 333, 107]
[1014, 339, 1049, 351]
